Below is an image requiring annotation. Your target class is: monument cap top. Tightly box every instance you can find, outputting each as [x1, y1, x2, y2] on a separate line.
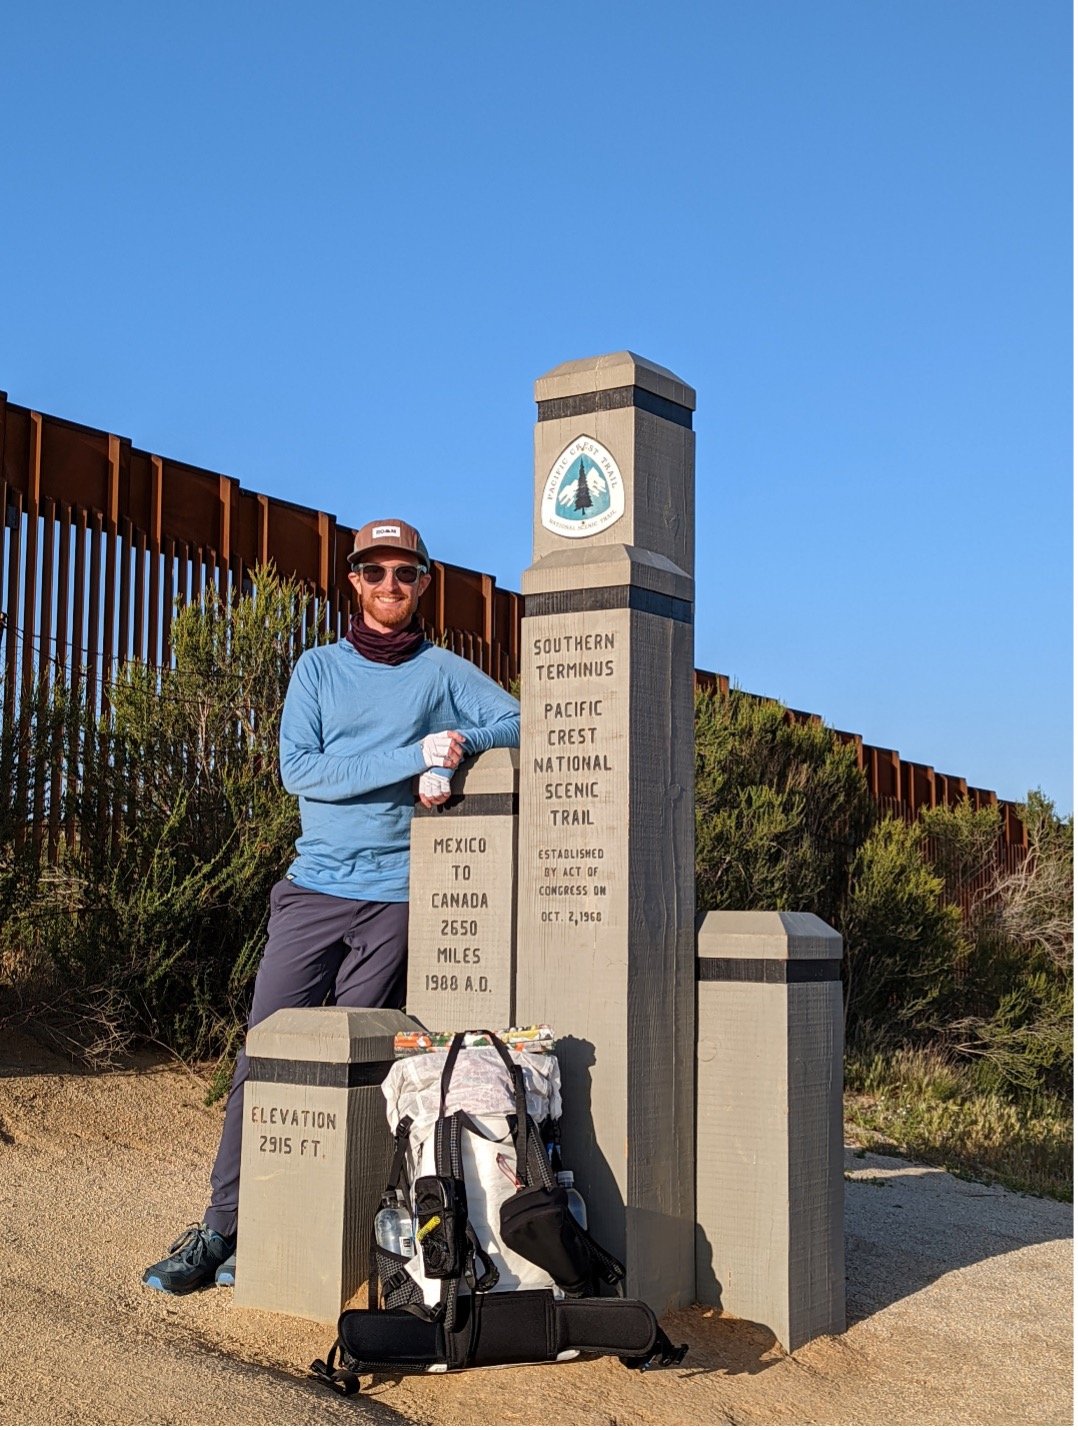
[245, 1006, 414, 1063]
[695, 910, 843, 961]
[348, 519, 430, 570]
[534, 351, 696, 411]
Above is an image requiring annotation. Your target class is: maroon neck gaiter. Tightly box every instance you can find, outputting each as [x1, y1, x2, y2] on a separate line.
[345, 612, 426, 666]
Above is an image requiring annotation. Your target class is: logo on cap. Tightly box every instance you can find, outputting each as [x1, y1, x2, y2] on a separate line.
[541, 436, 625, 539]
[372, 525, 401, 539]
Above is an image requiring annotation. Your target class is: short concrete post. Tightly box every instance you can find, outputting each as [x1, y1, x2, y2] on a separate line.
[695, 911, 846, 1350]
[514, 352, 697, 1312]
[234, 1006, 421, 1323]
[407, 748, 519, 1029]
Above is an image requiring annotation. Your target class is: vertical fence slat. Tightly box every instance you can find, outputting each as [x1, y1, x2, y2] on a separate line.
[38, 498, 55, 680]
[85, 511, 103, 723]
[49, 503, 72, 859]
[133, 525, 146, 665]
[118, 516, 133, 669]
[148, 457, 163, 668]
[54, 504, 71, 686]
[0, 476, 8, 653]
[162, 537, 175, 668]
[65, 507, 87, 851]
[3, 489, 23, 850]
[31, 498, 57, 864]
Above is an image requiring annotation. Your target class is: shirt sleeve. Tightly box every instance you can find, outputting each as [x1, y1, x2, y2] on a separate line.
[279, 655, 429, 799]
[443, 660, 521, 754]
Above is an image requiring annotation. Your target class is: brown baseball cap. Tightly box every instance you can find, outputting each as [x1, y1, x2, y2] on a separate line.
[347, 518, 430, 570]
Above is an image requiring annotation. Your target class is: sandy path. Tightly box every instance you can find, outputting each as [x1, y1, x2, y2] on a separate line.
[0, 1035, 1071, 1427]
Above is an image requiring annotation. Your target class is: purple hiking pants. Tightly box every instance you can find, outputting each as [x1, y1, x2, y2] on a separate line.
[203, 877, 409, 1238]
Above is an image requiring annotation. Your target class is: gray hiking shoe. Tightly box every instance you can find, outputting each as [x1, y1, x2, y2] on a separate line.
[215, 1252, 236, 1287]
[142, 1223, 235, 1294]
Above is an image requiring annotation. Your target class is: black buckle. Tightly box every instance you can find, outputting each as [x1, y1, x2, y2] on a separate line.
[309, 1358, 361, 1397]
[621, 1337, 689, 1372]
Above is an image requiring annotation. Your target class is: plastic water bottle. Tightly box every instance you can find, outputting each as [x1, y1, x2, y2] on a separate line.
[557, 1170, 587, 1229]
[374, 1191, 417, 1258]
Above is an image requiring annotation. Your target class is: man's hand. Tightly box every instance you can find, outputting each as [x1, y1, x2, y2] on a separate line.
[421, 730, 466, 770]
[418, 769, 452, 809]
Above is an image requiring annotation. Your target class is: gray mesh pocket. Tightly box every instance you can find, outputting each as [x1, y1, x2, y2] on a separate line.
[374, 1246, 424, 1311]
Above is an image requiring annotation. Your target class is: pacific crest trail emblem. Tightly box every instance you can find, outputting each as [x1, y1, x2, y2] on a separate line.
[540, 436, 626, 539]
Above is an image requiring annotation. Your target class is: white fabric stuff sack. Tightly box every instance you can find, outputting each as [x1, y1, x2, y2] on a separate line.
[381, 1047, 562, 1138]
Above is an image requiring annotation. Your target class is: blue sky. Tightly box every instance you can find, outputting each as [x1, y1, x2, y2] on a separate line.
[1, 1, 1071, 811]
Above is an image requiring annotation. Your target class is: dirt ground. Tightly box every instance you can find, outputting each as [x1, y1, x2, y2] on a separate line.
[0, 1032, 1071, 1427]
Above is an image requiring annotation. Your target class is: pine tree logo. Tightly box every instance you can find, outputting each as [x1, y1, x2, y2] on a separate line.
[554, 454, 610, 520]
[573, 458, 592, 514]
[541, 436, 625, 539]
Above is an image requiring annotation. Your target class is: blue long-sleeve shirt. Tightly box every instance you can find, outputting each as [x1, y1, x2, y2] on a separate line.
[280, 640, 520, 901]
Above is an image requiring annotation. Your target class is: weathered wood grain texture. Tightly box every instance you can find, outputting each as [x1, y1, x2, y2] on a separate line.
[695, 911, 845, 1350]
[235, 1007, 422, 1323]
[516, 352, 697, 1312]
[408, 748, 519, 1029]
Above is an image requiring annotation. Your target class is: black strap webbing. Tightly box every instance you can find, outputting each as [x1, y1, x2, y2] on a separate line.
[387, 1115, 413, 1191]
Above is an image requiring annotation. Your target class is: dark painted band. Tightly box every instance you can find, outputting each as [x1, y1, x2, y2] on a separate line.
[414, 793, 518, 817]
[524, 585, 693, 624]
[536, 385, 693, 430]
[247, 1056, 395, 1088]
[697, 958, 843, 984]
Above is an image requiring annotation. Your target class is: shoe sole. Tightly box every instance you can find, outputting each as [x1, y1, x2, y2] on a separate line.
[142, 1274, 214, 1295]
[143, 1275, 192, 1294]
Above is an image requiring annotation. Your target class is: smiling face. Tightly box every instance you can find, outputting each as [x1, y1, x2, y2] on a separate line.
[347, 546, 432, 634]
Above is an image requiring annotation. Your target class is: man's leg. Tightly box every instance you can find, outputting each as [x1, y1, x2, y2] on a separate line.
[143, 880, 357, 1292]
[212, 898, 407, 1289]
[333, 898, 410, 1010]
[204, 879, 362, 1236]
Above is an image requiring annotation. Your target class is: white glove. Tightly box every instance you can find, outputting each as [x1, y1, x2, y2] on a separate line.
[421, 730, 465, 768]
[418, 769, 452, 804]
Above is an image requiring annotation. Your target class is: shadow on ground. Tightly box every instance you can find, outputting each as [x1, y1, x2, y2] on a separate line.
[842, 1144, 1072, 1325]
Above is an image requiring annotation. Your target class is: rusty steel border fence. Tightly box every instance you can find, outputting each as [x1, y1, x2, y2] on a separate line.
[1, 393, 1027, 875]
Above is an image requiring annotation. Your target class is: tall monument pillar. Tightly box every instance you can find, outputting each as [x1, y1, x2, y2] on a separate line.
[514, 352, 696, 1311]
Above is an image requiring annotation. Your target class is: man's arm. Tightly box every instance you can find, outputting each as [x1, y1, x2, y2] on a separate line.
[279, 656, 428, 799]
[443, 661, 521, 755]
[416, 663, 517, 809]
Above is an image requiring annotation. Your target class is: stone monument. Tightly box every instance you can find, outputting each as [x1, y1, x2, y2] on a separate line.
[695, 911, 846, 1350]
[232, 353, 845, 1345]
[407, 747, 519, 1030]
[233, 1006, 421, 1322]
[513, 352, 697, 1312]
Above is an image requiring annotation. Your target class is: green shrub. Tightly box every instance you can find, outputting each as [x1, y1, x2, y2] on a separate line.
[0, 566, 318, 1061]
[924, 793, 1073, 1099]
[694, 688, 874, 927]
[842, 817, 965, 1044]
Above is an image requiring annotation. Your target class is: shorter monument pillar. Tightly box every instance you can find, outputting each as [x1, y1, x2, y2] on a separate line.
[234, 1006, 421, 1323]
[407, 748, 519, 1030]
[695, 911, 846, 1351]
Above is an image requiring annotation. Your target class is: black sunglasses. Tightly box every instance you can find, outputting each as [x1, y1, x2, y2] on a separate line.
[355, 562, 426, 586]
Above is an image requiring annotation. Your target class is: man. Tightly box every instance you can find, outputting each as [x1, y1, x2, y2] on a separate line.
[142, 518, 520, 1293]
